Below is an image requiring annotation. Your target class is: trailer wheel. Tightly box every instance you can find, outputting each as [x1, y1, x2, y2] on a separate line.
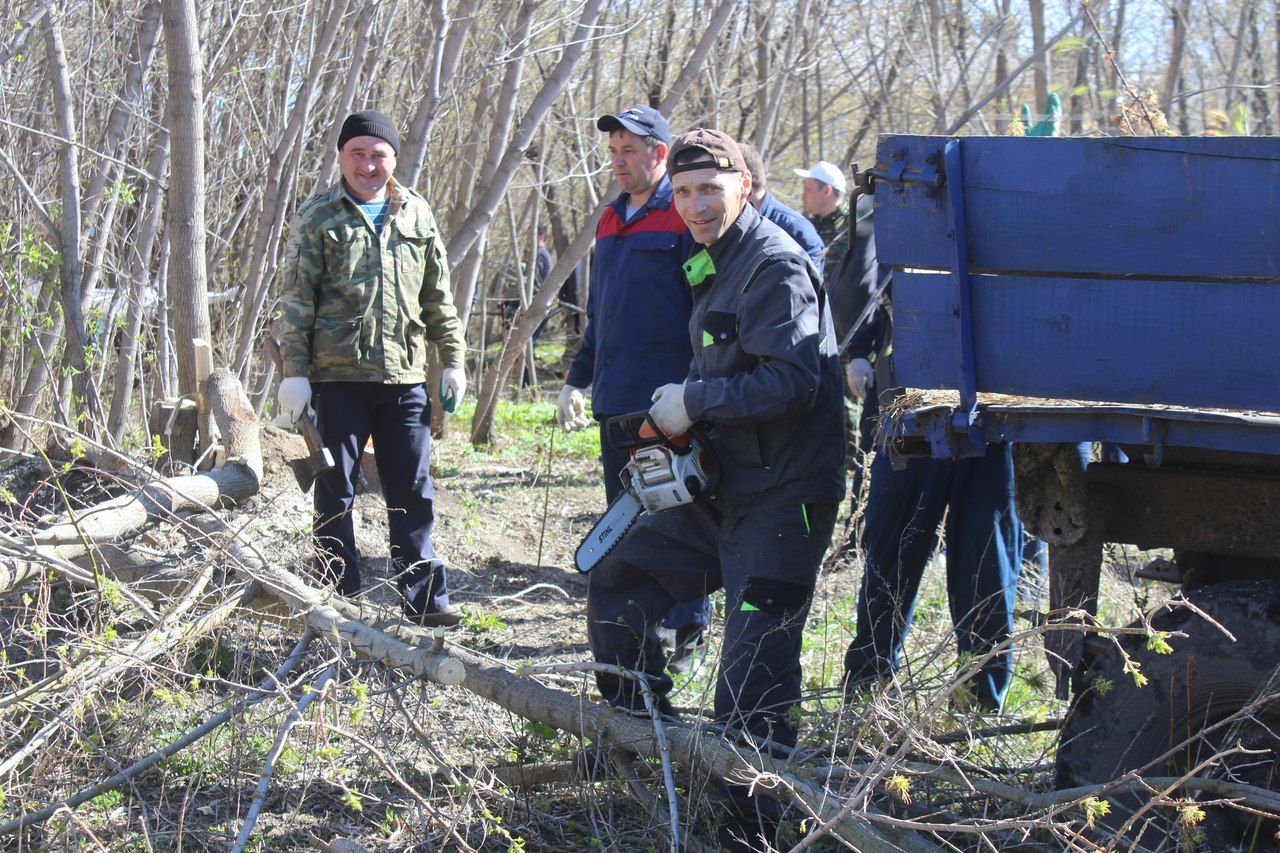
[1056, 581, 1280, 850]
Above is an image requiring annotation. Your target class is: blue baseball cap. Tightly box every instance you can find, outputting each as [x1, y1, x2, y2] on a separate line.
[597, 105, 671, 145]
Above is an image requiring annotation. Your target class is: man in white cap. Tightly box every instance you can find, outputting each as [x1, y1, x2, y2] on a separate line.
[794, 159, 848, 280]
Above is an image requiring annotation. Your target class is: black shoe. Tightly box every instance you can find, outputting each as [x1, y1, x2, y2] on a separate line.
[411, 604, 463, 628]
[666, 624, 708, 675]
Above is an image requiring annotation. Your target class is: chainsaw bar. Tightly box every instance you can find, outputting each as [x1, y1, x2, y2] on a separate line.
[574, 490, 642, 573]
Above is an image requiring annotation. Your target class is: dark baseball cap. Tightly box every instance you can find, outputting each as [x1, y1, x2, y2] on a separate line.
[597, 105, 671, 144]
[666, 128, 748, 176]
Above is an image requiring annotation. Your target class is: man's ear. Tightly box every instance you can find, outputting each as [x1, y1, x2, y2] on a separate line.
[740, 170, 753, 197]
[654, 141, 669, 162]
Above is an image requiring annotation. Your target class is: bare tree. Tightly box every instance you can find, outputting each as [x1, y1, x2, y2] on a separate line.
[161, 0, 213, 464]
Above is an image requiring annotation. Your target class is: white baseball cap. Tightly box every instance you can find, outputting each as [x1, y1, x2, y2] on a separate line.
[793, 160, 846, 193]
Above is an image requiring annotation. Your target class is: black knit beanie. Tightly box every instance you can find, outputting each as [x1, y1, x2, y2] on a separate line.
[337, 110, 400, 153]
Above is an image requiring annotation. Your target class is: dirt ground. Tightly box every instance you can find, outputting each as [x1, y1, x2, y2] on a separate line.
[255, 421, 603, 659]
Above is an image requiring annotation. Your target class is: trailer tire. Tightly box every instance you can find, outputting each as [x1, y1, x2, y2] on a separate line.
[1056, 580, 1280, 850]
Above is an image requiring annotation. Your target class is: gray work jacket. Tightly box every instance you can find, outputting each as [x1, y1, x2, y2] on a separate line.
[682, 204, 846, 515]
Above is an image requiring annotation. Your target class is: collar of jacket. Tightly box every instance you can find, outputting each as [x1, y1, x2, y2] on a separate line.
[337, 177, 408, 220]
[609, 172, 674, 220]
[757, 190, 779, 219]
[811, 206, 846, 229]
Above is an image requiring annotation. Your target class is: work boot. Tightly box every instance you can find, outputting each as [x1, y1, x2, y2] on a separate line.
[666, 624, 708, 675]
[411, 603, 463, 628]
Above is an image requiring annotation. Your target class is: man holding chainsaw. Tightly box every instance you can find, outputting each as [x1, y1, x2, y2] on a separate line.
[275, 110, 467, 627]
[585, 128, 844, 850]
[558, 105, 711, 669]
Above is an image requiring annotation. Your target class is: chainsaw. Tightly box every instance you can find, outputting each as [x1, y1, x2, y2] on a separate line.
[574, 411, 719, 573]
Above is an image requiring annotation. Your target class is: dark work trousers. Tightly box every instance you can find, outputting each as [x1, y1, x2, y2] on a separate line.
[312, 381, 449, 616]
[599, 420, 712, 632]
[588, 499, 837, 832]
[844, 444, 1021, 709]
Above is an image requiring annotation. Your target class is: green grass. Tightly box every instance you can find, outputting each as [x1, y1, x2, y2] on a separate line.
[445, 398, 601, 463]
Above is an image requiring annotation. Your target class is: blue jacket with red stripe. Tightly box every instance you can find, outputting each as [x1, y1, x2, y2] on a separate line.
[567, 175, 697, 416]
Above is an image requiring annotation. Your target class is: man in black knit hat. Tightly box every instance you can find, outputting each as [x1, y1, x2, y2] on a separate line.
[276, 110, 468, 626]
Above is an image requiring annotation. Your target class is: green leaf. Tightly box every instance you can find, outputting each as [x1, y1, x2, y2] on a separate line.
[1053, 35, 1086, 54]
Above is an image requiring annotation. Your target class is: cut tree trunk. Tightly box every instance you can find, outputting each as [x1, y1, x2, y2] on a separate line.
[0, 369, 261, 594]
[161, 0, 213, 465]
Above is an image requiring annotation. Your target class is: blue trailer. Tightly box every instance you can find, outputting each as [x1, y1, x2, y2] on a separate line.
[859, 134, 1280, 848]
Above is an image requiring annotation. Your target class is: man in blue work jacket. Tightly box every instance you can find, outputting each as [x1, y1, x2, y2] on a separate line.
[842, 282, 1023, 711]
[737, 141, 824, 266]
[557, 105, 710, 669]
[587, 128, 844, 850]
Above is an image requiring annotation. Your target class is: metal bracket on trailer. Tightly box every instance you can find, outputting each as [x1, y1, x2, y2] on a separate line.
[941, 138, 985, 457]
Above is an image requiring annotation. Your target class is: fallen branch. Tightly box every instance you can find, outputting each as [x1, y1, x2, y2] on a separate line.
[196, 517, 467, 688]
[231, 661, 338, 853]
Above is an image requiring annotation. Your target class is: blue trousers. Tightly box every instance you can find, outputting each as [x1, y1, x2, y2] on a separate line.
[600, 421, 712, 632]
[844, 444, 1021, 709]
[312, 382, 449, 616]
[588, 499, 837, 827]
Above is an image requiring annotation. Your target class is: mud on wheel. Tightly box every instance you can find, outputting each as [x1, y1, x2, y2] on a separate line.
[1056, 580, 1280, 851]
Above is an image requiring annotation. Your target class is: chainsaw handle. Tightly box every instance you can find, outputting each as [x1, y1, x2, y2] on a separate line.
[604, 411, 692, 453]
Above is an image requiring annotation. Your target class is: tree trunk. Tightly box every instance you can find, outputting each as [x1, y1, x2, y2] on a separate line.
[1108, 0, 1128, 110]
[229, 0, 350, 381]
[162, 0, 214, 466]
[42, 11, 101, 437]
[78, 1, 163, 309]
[1161, 0, 1192, 113]
[317, 3, 378, 188]
[1069, 21, 1089, 136]
[449, 0, 536, 325]
[0, 279, 62, 450]
[444, 0, 604, 268]
[1029, 0, 1047, 110]
[1222, 2, 1251, 117]
[1250, 6, 1270, 134]
[108, 118, 171, 438]
[755, 0, 810, 152]
[467, 0, 740, 445]
[397, 0, 481, 188]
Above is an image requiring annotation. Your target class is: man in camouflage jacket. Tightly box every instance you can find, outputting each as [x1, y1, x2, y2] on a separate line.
[276, 110, 467, 627]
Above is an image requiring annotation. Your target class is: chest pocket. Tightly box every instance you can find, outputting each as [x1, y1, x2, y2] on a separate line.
[701, 311, 737, 347]
[323, 226, 365, 278]
[395, 222, 434, 291]
[320, 226, 373, 318]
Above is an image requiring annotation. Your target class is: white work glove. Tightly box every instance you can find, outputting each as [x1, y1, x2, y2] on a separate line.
[556, 385, 590, 431]
[440, 367, 466, 413]
[649, 383, 692, 436]
[277, 376, 312, 422]
[846, 358, 874, 402]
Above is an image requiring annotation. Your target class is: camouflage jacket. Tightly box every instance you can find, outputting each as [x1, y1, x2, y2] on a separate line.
[276, 179, 465, 383]
[807, 207, 849, 282]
